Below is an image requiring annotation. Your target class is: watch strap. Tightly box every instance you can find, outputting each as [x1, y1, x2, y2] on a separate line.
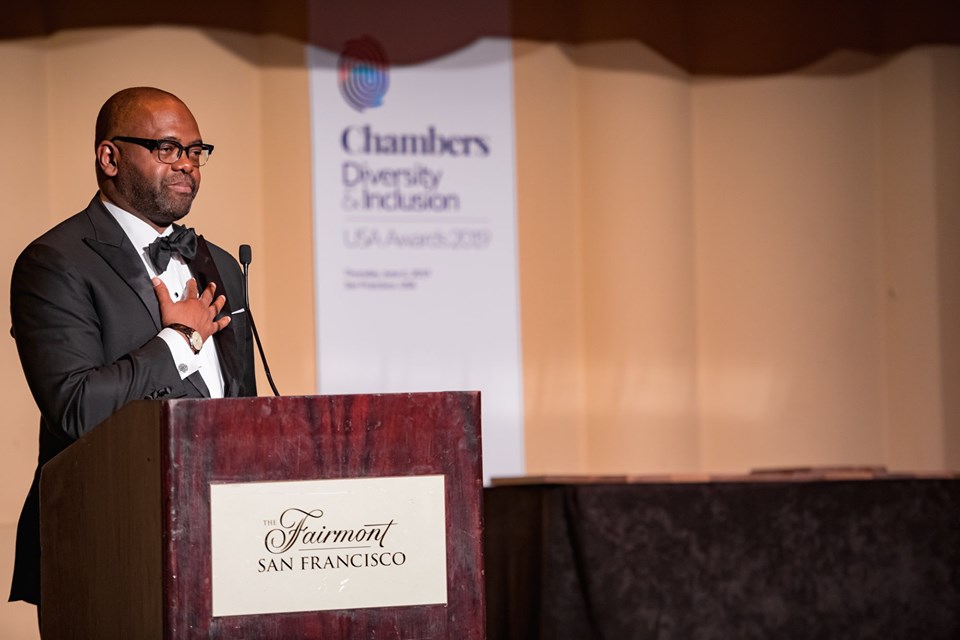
[167, 323, 202, 354]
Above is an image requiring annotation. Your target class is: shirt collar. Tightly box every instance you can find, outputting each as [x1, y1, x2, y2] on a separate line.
[100, 194, 175, 276]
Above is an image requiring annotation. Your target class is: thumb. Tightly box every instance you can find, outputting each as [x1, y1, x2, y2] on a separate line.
[152, 277, 171, 305]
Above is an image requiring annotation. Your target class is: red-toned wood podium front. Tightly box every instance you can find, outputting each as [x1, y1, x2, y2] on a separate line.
[39, 392, 484, 639]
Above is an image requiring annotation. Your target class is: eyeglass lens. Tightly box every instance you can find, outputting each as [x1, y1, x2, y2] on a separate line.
[155, 141, 211, 167]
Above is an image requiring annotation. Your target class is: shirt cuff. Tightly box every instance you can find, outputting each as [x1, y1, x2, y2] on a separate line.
[159, 327, 202, 379]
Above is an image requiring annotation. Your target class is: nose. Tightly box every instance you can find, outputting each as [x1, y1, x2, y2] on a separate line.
[171, 154, 196, 173]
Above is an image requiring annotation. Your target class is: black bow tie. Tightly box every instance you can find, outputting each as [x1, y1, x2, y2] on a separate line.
[146, 226, 198, 273]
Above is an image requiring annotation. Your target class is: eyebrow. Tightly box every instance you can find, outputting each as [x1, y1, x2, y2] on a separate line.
[158, 135, 205, 145]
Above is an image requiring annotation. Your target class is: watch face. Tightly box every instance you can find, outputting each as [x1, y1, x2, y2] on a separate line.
[190, 331, 203, 352]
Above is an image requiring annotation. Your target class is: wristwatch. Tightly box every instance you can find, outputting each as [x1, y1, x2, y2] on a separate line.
[167, 323, 203, 354]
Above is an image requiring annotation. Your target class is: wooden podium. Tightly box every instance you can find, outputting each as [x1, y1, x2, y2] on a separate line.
[39, 392, 484, 639]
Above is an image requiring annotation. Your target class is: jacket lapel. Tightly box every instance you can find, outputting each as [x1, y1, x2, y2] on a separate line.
[190, 235, 242, 397]
[81, 196, 162, 331]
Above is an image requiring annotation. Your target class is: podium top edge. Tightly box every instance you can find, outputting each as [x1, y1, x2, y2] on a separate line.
[142, 390, 481, 404]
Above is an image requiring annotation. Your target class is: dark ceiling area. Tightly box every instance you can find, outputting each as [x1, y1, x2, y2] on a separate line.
[1, 0, 958, 74]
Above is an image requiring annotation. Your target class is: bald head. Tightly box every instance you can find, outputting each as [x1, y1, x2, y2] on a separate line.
[95, 87, 185, 148]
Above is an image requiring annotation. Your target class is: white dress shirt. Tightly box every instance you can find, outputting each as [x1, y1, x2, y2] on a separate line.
[101, 196, 225, 398]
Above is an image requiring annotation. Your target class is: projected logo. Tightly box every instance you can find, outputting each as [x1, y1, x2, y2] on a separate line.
[338, 36, 390, 113]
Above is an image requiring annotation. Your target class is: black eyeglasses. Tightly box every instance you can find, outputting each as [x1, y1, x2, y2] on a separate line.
[111, 136, 214, 167]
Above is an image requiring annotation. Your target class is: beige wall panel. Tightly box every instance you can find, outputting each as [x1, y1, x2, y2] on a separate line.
[933, 49, 960, 471]
[693, 61, 886, 472]
[0, 37, 49, 640]
[513, 42, 587, 473]
[0, 39, 50, 522]
[575, 42, 699, 473]
[259, 36, 315, 396]
[879, 49, 946, 470]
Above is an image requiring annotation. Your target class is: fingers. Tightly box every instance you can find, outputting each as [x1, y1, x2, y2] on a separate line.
[173, 278, 220, 310]
[181, 279, 219, 303]
[212, 294, 227, 317]
[214, 314, 232, 332]
[156, 277, 231, 339]
[199, 281, 216, 305]
[206, 296, 230, 336]
[184, 278, 199, 300]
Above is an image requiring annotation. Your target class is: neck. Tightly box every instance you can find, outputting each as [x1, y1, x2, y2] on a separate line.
[99, 191, 168, 234]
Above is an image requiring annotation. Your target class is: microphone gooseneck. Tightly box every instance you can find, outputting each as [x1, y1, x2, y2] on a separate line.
[239, 244, 280, 397]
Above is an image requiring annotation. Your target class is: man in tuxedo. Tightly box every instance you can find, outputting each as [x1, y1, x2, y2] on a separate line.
[8, 87, 257, 607]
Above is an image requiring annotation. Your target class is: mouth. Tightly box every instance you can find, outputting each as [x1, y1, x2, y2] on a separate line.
[165, 179, 196, 195]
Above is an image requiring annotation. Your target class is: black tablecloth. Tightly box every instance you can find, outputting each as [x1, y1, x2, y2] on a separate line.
[484, 478, 960, 640]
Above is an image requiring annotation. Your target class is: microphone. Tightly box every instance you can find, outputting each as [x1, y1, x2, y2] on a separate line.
[239, 244, 280, 396]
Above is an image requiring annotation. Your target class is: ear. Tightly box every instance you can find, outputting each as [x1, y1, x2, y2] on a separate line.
[96, 141, 119, 177]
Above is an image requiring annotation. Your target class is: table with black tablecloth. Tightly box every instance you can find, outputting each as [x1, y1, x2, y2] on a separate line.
[483, 472, 960, 640]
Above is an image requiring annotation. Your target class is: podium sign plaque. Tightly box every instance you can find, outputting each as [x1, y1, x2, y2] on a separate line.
[210, 475, 447, 616]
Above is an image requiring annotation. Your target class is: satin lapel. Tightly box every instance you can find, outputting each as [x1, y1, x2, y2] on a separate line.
[186, 371, 210, 398]
[81, 197, 161, 330]
[191, 235, 241, 397]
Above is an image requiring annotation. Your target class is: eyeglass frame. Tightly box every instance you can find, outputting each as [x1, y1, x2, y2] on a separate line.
[110, 136, 215, 167]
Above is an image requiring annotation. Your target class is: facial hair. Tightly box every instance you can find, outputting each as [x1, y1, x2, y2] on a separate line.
[115, 163, 198, 228]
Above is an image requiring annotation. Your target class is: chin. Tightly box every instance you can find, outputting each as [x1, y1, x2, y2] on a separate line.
[161, 198, 195, 221]
[150, 209, 191, 228]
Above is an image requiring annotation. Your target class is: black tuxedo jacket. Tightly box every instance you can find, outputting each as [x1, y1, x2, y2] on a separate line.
[8, 195, 257, 604]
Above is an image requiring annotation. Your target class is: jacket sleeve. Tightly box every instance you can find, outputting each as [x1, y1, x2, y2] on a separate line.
[11, 242, 189, 442]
